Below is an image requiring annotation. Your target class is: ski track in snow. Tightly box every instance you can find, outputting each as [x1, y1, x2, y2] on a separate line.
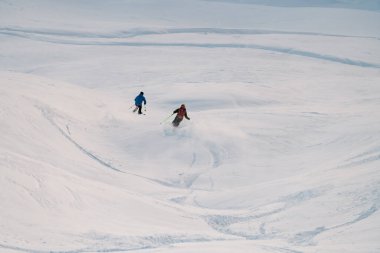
[2, 89, 377, 252]
[0, 234, 230, 253]
[37, 105, 124, 173]
[1, 27, 379, 39]
[1, 2, 380, 251]
[203, 187, 328, 240]
[291, 202, 380, 245]
[31, 101, 379, 250]
[35, 104, 179, 188]
[1, 27, 379, 69]
[203, 185, 380, 245]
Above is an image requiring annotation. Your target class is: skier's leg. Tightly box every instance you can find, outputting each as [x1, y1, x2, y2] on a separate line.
[172, 117, 178, 127]
[172, 116, 182, 127]
[138, 105, 143, 114]
[133, 106, 138, 113]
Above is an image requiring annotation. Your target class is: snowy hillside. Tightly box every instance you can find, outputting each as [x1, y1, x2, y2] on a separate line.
[1, 0, 380, 252]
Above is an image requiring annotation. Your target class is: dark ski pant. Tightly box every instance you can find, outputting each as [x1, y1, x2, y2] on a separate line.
[133, 105, 143, 114]
[172, 116, 183, 127]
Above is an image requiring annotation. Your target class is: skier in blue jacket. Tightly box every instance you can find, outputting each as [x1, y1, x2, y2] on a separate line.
[133, 91, 146, 114]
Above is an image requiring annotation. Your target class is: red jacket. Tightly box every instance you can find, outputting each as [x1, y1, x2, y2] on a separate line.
[173, 106, 190, 119]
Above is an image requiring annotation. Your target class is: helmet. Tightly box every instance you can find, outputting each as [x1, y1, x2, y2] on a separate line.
[140, 91, 144, 95]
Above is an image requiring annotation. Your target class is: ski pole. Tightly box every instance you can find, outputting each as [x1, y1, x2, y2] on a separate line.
[160, 113, 174, 124]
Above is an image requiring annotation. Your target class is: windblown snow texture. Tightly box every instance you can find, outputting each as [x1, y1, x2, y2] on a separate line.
[0, 0, 380, 253]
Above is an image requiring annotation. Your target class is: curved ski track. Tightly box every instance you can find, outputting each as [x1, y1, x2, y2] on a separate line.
[1, 27, 379, 69]
[0, 234, 226, 253]
[3, 24, 379, 252]
[204, 184, 380, 246]
[36, 105, 178, 188]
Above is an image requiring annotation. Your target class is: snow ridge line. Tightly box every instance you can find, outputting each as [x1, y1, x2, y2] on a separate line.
[2, 28, 378, 69]
[1, 26, 378, 39]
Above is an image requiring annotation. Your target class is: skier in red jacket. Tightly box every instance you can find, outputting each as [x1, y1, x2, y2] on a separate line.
[172, 104, 190, 127]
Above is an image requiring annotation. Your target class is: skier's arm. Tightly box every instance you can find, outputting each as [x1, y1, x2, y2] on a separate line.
[173, 108, 179, 114]
[143, 97, 147, 105]
[185, 112, 190, 120]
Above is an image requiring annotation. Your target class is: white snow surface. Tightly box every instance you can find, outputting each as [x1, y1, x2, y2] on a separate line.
[1, 0, 380, 252]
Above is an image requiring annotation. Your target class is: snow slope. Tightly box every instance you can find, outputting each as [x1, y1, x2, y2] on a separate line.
[1, 0, 380, 252]
[206, 0, 380, 11]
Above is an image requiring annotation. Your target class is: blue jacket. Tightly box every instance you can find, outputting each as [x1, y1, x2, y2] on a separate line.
[135, 94, 146, 106]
